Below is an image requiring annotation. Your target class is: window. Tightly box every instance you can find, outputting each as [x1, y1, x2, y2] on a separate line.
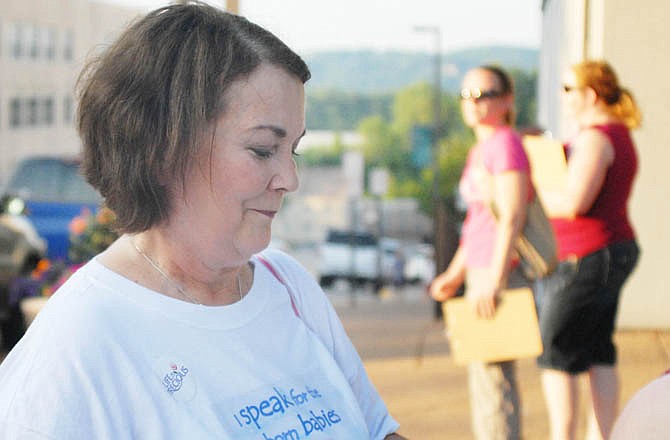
[28, 24, 38, 59]
[9, 98, 21, 128]
[27, 98, 38, 125]
[63, 96, 73, 123]
[8, 96, 58, 128]
[10, 23, 23, 59]
[42, 97, 55, 125]
[63, 29, 74, 61]
[5, 23, 65, 62]
[41, 26, 56, 61]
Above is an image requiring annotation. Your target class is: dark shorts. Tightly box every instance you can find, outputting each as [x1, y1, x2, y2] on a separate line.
[533, 240, 640, 374]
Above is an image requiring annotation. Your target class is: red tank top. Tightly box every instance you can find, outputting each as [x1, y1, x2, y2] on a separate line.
[552, 123, 638, 260]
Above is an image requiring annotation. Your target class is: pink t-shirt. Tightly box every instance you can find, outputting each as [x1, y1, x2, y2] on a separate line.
[459, 126, 530, 268]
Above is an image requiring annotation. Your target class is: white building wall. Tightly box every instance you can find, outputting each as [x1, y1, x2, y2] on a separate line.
[539, 0, 670, 328]
[0, 0, 138, 181]
[538, 0, 589, 139]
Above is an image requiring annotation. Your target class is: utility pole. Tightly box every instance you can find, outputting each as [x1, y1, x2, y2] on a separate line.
[413, 26, 449, 280]
[226, 0, 239, 13]
[173, 1, 238, 13]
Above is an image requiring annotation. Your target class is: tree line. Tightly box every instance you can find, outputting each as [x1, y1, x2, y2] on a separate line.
[300, 68, 538, 215]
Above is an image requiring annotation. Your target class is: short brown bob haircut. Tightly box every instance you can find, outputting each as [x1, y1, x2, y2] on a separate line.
[76, 2, 311, 233]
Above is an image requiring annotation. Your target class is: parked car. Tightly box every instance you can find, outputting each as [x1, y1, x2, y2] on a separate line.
[317, 229, 400, 288]
[403, 243, 435, 285]
[2, 156, 102, 262]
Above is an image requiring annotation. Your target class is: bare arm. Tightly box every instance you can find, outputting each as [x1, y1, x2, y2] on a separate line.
[469, 170, 528, 319]
[430, 245, 466, 302]
[540, 128, 614, 218]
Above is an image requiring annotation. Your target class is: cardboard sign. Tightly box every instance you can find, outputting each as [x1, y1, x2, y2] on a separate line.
[443, 288, 543, 365]
[522, 135, 567, 192]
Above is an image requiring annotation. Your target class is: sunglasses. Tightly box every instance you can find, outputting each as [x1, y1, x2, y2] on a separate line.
[460, 88, 506, 102]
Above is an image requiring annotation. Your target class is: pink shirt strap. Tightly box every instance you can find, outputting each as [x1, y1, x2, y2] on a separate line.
[256, 255, 300, 318]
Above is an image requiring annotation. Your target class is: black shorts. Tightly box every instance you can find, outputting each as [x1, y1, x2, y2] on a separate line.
[533, 240, 640, 374]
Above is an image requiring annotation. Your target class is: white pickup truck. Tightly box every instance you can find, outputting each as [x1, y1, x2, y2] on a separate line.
[317, 229, 400, 288]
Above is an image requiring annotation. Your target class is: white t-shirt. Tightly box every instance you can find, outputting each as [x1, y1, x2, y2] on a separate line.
[0, 249, 399, 439]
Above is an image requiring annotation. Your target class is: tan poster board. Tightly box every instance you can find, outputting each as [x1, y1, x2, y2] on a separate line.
[443, 288, 543, 365]
[522, 135, 567, 192]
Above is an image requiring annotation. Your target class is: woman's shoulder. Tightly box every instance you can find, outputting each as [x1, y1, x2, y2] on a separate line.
[578, 125, 613, 141]
[482, 126, 528, 171]
[255, 247, 319, 295]
[488, 125, 522, 144]
[481, 127, 523, 154]
[586, 123, 634, 149]
[23, 262, 136, 351]
[256, 247, 308, 278]
[0, 272, 115, 400]
[255, 247, 330, 315]
[571, 127, 615, 160]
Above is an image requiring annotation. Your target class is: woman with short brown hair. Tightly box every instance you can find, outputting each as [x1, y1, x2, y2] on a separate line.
[0, 4, 405, 439]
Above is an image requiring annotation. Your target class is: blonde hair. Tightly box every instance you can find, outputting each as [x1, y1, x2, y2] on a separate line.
[572, 60, 642, 129]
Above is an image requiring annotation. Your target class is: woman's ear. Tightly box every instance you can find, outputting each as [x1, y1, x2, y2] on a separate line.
[503, 93, 514, 109]
[501, 94, 515, 120]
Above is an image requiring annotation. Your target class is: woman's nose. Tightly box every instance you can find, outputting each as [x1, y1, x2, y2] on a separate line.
[271, 154, 299, 193]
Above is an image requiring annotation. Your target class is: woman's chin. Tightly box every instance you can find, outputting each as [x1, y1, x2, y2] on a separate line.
[245, 235, 273, 256]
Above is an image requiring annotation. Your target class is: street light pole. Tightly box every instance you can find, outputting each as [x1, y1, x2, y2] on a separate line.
[174, 0, 238, 12]
[413, 26, 448, 282]
[226, 0, 239, 13]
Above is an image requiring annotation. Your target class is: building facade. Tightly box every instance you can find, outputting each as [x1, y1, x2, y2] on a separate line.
[0, 0, 138, 180]
[539, 0, 670, 327]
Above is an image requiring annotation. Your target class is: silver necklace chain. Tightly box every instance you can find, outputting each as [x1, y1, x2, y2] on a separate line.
[131, 239, 243, 305]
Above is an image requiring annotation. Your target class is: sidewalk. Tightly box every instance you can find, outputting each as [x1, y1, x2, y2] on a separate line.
[331, 286, 670, 439]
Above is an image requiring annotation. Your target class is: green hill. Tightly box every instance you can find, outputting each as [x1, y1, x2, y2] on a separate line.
[304, 46, 539, 93]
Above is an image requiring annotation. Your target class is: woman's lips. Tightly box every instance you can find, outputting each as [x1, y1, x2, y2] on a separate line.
[254, 210, 276, 219]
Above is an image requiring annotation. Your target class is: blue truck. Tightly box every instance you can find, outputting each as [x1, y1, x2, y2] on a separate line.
[0, 157, 101, 348]
[2, 156, 101, 261]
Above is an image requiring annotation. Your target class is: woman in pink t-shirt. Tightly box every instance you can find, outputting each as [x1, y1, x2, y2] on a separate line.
[430, 65, 531, 440]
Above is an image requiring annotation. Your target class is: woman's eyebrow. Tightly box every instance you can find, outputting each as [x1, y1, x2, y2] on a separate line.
[252, 126, 307, 143]
[252, 124, 287, 138]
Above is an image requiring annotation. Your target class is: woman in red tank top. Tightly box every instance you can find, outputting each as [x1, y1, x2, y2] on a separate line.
[534, 60, 642, 440]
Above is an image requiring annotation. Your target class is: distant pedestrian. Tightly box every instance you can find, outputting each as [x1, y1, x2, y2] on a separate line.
[392, 248, 406, 288]
[0, 4, 406, 439]
[431, 65, 532, 440]
[534, 60, 641, 440]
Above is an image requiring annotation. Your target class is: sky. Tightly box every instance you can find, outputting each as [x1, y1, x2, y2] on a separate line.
[100, 0, 542, 54]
